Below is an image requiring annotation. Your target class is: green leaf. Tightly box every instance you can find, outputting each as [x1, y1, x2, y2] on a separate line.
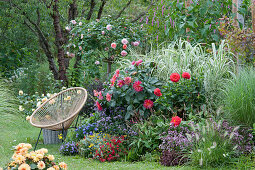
[30, 164, 37, 169]
[125, 112, 131, 120]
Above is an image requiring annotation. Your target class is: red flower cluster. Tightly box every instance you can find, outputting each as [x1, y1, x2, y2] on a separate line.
[93, 136, 127, 162]
[170, 72, 191, 82]
[133, 81, 143, 92]
[170, 116, 182, 127]
[154, 88, 162, 96]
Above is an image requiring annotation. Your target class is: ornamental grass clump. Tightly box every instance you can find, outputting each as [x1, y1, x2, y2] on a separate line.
[222, 67, 255, 127]
[187, 119, 254, 168]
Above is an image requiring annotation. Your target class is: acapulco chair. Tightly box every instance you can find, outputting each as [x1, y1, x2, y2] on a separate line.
[30, 87, 87, 150]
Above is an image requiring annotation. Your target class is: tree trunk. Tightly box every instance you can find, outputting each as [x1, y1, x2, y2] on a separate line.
[52, 0, 68, 84]
[68, 0, 78, 21]
[107, 61, 112, 76]
[97, 0, 106, 19]
[87, 0, 96, 20]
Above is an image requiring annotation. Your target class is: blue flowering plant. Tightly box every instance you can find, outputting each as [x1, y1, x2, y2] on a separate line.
[59, 141, 79, 156]
[94, 107, 136, 136]
[74, 123, 98, 141]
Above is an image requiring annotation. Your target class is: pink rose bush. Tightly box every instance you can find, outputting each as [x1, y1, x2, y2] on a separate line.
[66, 16, 145, 79]
[94, 61, 162, 120]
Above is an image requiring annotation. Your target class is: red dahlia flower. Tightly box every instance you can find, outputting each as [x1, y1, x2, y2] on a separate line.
[154, 88, 162, 96]
[143, 99, 154, 109]
[110, 74, 117, 86]
[133, 81, 143, 92]
[96, 101, 102, 111]
[124, 77, 132, 85]
[117, 80, 125, 88]
[182, 72, 191, 79]
[106, 93, 112, 102]
[170, 116, 182, 127]
[170, 73, 180, 82]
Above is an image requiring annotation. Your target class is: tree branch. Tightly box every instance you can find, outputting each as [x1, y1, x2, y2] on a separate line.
[97, 0, 106, 19]
[115, 0, 132, 19]
[86, 0, 96, 20]
[131, 0, 158, 23]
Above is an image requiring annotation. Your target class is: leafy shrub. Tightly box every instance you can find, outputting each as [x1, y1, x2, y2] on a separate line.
[222, 67, 255, 127]
[59, 141, 79, 156]
[17, 90, 60, 116]
[145, 0, 233, 44]
[187, 119, 254, 167]
[127, 115, 169, 161]
[11, 63, 60, 95]
[66, 16, 145, 82]
[6, 143, 67, 170]
[156, 73, 206, 118]
[95, 61, 162, 120]
[219, 22, 255, 64]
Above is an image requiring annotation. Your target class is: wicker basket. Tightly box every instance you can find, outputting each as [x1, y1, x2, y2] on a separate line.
[43, 129, 68, 144]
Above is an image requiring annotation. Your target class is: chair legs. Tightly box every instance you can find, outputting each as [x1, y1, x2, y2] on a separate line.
[34, 128, 42, 151]
[74, 114, 80, 129]
[62, 123, 65, 143]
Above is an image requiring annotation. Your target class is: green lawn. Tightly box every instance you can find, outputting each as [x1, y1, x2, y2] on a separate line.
[0, 113, 194, 170]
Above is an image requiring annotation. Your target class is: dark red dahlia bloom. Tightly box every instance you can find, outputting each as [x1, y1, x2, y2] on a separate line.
[170, 116, 182, 127]
[170, 73, 180, 82]
[182, 72, 191, 79]
[154, 88, 162, 96]
[143, 99, 154, 109]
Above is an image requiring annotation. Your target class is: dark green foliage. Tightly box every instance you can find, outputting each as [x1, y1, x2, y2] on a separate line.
[145, 0, 233, 44]
[156, 75, 206, 119]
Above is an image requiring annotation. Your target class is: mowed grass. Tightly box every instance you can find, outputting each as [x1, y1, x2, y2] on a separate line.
[0, 113, 197, 170]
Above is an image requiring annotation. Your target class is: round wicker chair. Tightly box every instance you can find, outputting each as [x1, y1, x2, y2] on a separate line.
[30, 87, 87, 149]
